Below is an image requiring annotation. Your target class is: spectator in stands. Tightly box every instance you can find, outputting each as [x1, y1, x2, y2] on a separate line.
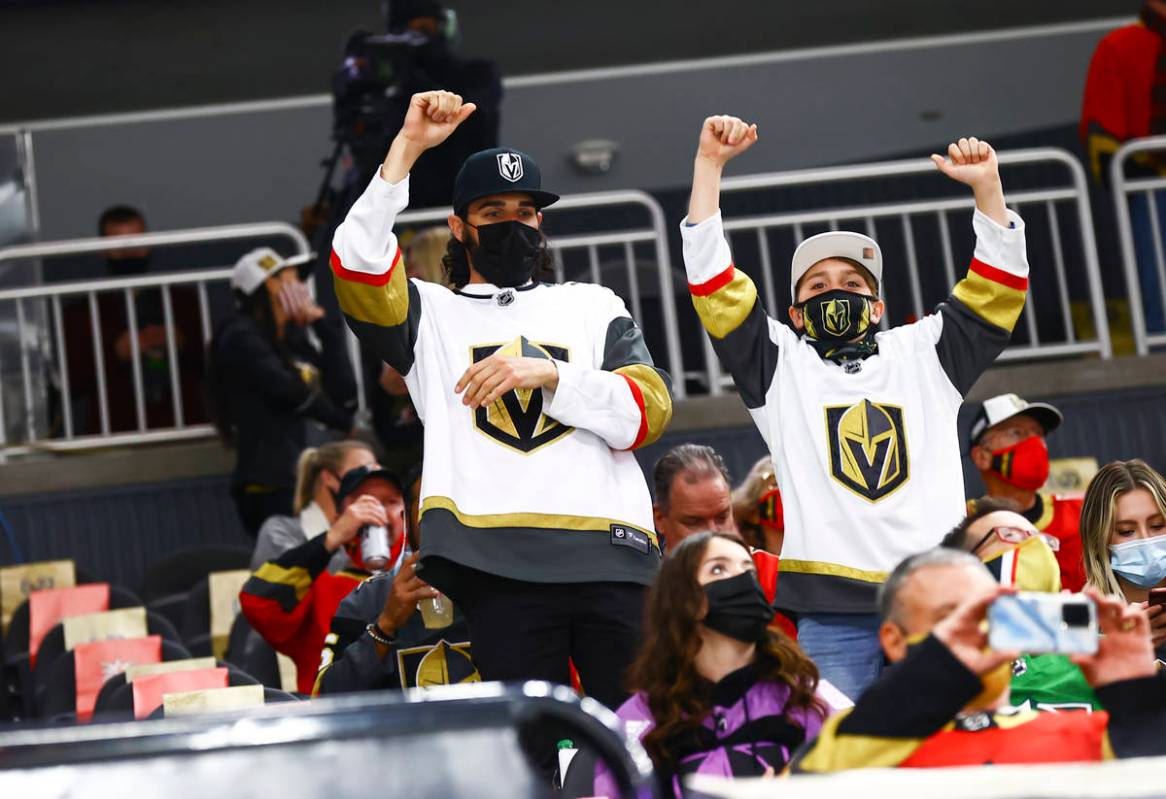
[250, 439, 376, 570]
[940, 500, 1102, 712]
[61, 205, 205, 435]
[731, 456, 783, 555]
[789, 549, 1166, 771]
[595, 532, 838, 798]
[206, 248, 358, 537]
[403, 225, 452, 285]
[1080, 459, 1166, 656]
[1081, 4, 1166, 331]
[653, 444, 737, 553]
[967, 393, 1086, 590]
[314, 466, 478, 695]
[330, 91, 672, 711]
[240, 464, 409, 693]
[681, 116, 1028, 699]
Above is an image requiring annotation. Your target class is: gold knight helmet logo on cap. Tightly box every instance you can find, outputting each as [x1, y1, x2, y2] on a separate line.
[825, 399, 910, 502]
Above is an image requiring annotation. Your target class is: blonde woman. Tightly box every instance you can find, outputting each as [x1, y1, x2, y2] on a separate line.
[402, 225, 452, 286]
[1080, 459, 1166, 652]
[250, 439, 375, 570]
[731, 456, 784, 555]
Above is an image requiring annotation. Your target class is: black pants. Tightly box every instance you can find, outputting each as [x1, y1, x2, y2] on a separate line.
[231, 486, 295, 539]
[442, 560, 646, 711]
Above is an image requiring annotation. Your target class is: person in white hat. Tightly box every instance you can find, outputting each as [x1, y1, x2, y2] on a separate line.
[680, 116, 1029, 699]
[967, 392, 1086, 591]
[207, 247, 357, 537]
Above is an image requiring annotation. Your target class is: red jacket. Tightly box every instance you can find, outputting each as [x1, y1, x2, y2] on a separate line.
[752, 549, 797, 639]
[1032, 493, 1087, 593]
[240, 535, 367, 693]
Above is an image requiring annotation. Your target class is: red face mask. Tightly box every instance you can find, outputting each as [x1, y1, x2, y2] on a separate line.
[757, 488, 784, 531]
[988, 435, 1049, 491]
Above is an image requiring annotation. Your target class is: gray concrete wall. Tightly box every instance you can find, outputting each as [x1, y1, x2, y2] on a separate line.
[18, 19, 1123, 242]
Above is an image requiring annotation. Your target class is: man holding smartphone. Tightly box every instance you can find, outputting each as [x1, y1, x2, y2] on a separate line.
[790, 549, 1166, 771]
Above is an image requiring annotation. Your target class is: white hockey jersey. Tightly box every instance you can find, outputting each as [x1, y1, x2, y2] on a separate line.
[682, 208, 1029, 613]
[331, 172, 672, 590]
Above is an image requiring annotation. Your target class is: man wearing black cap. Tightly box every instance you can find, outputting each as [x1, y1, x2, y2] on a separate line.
[240, 464, 409, 693]
[967, 392, 1086, 591]
[330, 90, 672, 709]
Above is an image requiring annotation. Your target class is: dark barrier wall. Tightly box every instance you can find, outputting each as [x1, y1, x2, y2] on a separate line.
[2, 385, 1164, 590]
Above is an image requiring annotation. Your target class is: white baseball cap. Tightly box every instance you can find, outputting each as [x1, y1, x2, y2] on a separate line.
[230, 248, 313, 296]
[968, 393, 1063, 448]
[790, 231, 883, 302]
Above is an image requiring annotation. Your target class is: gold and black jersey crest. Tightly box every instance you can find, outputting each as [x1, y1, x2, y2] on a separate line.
[396, 640, 479, 689]
[824, 399, 909, 502]
[471, 337, 573, 454]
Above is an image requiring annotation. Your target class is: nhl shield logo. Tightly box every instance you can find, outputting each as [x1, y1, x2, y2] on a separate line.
[471, 337, 573, 454]
[497, 152, 524, 183]
[824, 399, 909, 502]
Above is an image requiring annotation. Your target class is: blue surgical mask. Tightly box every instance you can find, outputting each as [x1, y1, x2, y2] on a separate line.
[1109, 536, 1166, 589]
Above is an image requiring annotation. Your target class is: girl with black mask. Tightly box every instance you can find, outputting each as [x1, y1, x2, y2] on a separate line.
[595, 532, 844, 797]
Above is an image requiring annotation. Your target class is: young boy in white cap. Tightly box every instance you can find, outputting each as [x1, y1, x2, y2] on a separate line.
[681, 116, 1029, 699]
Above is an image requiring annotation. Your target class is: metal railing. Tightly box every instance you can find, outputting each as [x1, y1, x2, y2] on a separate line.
[701, 147, 1111, 394]
[1110, 134, 1166, 355]
[0, 192, 686, 458]
[0, 223, 310, 458]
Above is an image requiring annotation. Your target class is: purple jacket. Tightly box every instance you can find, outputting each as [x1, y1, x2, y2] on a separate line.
[595, 664, 837, 798]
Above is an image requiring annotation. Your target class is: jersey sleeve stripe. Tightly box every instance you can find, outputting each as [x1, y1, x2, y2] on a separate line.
[688, 264, 736, 296]
[330, 247, 400, 288]
[614, 364, 671, 449]
[969, 257, 1028, 291]
[332, 248, 411, 327]
[691, 268, 760, 339]
[950, 264, 1027, 332]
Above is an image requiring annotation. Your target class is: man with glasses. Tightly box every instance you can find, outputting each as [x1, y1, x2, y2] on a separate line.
[967, 393, 1086, 590]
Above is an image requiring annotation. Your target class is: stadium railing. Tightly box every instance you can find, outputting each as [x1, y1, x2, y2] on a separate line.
[701, 147, 1111, 395]
[1110, 133, 1166, 356]
[0, 191, 684, 459]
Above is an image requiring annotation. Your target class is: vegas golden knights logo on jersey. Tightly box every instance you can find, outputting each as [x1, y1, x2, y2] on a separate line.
[824, 399, 909, 502]
[396, 640, 479, 689]
[470, 337, 573, 454]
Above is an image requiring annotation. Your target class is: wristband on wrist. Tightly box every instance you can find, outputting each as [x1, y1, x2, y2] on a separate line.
[365, 621, 396, 647]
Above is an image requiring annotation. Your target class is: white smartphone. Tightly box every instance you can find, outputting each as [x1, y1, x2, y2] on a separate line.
[988, 592, 1099, 656]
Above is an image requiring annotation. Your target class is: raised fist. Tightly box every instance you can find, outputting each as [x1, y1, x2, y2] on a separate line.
[399, 90, 478, 152]
[696, 115, 759, 167]
[930, 137, 1000, 190]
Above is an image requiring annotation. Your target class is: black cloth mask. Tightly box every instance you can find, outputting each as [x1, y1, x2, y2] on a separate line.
[795, 289, 878, 364]
[464, 220, 542, 288]
[702, 571, 773, 644]
[107, 255, 151, 277]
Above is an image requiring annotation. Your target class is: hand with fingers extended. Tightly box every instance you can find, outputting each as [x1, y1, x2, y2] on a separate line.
[455, 353, 558, 409]
[324, 494, 389, 553]
[696, 114, 759, 169]
[932, 583, 1020, 676]
[377, 552, 439, 636]
[1073, 589, 1156, 688]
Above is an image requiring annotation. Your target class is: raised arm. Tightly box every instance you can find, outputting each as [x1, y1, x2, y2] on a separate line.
[331, 91, 476, 375]
[927, 137, 1029, 397]
[681, 116, 780, 419]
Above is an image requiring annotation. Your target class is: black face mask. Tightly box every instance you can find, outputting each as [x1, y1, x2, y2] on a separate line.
[464, 220, 542, 288]
[796, 289, 874, 343]
[702, 571, 773, 644]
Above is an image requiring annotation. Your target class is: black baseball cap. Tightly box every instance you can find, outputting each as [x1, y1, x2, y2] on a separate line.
[336, 464, 403, 505]
[452, 148, 560, 216]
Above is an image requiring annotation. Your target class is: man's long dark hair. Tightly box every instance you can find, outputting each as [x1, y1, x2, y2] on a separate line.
[204, 288, 286, 447]
[625, 532, 825, 775]
[440, 225, 555, 288]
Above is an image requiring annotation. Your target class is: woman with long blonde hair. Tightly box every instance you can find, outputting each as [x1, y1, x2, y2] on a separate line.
[1080, 459, 1166, 652]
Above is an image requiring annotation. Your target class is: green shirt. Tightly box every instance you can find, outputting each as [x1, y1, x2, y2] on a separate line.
[1009, 654, 1102, 712]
